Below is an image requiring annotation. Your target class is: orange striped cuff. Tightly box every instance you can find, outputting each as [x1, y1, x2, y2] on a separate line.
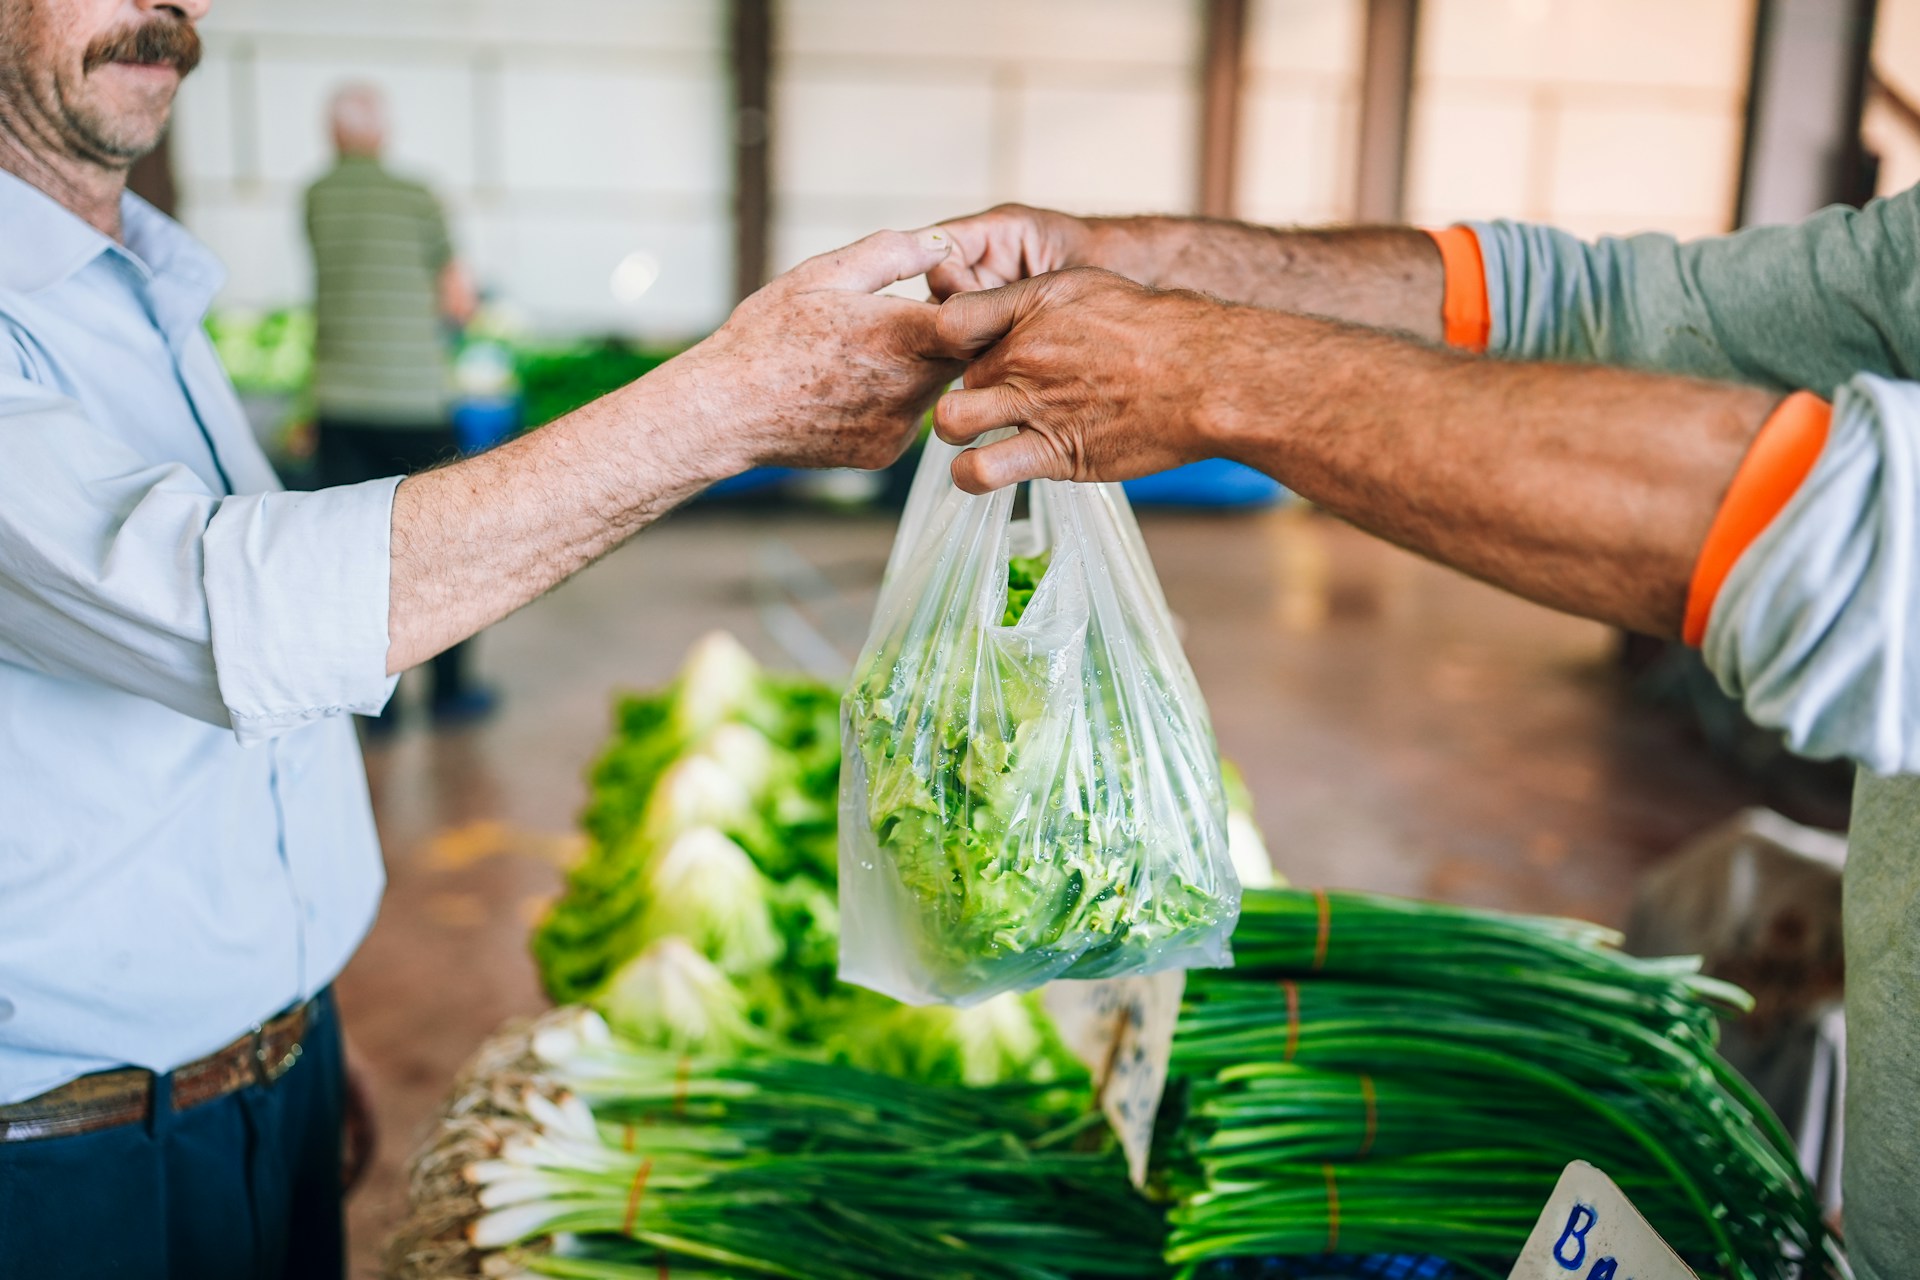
[1425, 226, 1491, 353]
[1682, 391, 1834, 646]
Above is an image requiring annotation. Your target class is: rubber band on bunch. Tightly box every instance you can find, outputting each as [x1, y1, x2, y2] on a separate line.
[622, 1157, 655, 1236]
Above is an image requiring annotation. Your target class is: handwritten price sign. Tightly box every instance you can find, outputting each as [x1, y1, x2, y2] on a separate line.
[1509, 1162, 1697, 1280]
[1042, 971, 1185, 1187]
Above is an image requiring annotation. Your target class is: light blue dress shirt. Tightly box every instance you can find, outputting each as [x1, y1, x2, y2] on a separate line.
[0, 170, 399, 1104]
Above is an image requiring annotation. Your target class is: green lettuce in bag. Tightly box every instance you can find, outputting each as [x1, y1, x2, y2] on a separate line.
[840, 435, 1240, 1004]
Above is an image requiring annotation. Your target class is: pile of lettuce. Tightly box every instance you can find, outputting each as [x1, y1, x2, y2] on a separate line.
[531, 631, 1081, 1088]
[846, 552, 1237, 1001]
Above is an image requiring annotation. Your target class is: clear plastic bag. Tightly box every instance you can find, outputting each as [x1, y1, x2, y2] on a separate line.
[839, 433, 1242, 1005]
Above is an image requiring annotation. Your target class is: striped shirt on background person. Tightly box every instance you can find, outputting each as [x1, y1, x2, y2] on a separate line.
[304, 154, 454, 426]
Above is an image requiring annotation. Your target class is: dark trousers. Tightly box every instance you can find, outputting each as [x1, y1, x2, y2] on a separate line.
[0, 990, 347, 1279]
[316, 419, 474, 709]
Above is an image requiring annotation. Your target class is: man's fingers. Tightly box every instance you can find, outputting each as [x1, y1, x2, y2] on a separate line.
[950, 429, 1070, 495]
[933, 277, 1043, 357]
[925, 256, 994, 302]
[785, 227, 954, 294]
[934, 383, 1028, 444]
[924, 216, 998, 300]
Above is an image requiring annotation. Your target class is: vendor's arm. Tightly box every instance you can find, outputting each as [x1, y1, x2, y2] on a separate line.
[934, 271, 1920, 776]
[925, 187, 1920, 397]
[0, 230, 957, 741]
[931, 269, 1770, 637]
[925, 204, 1445, 341]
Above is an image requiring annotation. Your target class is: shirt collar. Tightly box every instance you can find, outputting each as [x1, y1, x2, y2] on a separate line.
[0, 167, 107, 293]
[0, 168, 225, 332]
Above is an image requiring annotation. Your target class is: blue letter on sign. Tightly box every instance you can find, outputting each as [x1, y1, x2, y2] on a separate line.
[1554, 1204, 1597, 1269]
[1587, 1259, 1619, 1280]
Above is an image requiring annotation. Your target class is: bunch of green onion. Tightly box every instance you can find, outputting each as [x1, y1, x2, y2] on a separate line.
[466, 1011, 1164, 1280]
[1163, 889, 1841, 1280]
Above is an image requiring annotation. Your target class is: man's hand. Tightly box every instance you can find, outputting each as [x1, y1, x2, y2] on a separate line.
[925, 205, 1102, 300]
[932, 268, 1229, 494]
[682, 228, 963, 474]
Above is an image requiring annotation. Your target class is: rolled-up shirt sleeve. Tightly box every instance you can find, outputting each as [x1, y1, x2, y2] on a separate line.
[0, 369, 399, 744]
[1463, 185, 1920, 393]
[1702, 373, 1920, 775]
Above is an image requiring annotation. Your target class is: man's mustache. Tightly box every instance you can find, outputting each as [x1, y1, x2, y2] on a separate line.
[83, 17, 203, 76]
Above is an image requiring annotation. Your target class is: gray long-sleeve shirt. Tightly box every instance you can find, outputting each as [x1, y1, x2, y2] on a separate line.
[1471, 193, 1920, 1280]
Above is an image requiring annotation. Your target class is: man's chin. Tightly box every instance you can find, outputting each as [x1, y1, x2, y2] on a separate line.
[68, 70, 180, 161]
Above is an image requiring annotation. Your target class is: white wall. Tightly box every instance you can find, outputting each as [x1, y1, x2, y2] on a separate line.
[175, 0, 730, 340]
[1406, 0, 1754, 240]
[176, 0, 1216, 340]
[173, 0, 1755, 341]
[1867, 0, 1920, 198]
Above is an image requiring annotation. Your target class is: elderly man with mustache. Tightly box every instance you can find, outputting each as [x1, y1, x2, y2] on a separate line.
[0, 2, 962, 1274]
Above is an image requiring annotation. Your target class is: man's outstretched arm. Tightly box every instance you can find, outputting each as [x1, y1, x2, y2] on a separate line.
[387, 229, 958, 673]
[0, 231, 958, 742]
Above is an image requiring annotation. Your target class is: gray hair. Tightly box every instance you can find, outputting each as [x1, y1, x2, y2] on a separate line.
[329, 82, 387, 154]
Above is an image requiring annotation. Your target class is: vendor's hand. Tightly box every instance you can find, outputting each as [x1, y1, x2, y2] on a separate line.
[679, 229, 964, 474]
[925, 204, 1099, 301]
[932, 268, 1229, 494]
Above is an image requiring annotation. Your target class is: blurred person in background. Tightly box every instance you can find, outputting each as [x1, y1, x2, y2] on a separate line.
[307, 80, 489, 733]
[923, 195, 1920, 1280]
[0, 0, 961, 1274]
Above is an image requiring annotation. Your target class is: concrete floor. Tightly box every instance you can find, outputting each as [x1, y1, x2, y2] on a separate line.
[336, 503, 1793, 1277]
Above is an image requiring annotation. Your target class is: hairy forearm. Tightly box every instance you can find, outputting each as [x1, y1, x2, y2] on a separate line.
[1086, 219, 1445, 340]
[1201, 312, 1778, 635]
[386, 367, 732, 673]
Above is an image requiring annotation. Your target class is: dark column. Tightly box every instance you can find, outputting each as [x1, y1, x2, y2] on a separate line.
[1198, 0, 1251, 219]
[1737, 0, 1879, 224]
[731, 0, 775, 301]
[1353, 0, 1421, 224]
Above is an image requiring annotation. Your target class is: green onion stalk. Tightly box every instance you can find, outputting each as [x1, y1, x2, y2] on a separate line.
[1161, 889, 1844, 1280]
[466, 1011, 1165, 1280]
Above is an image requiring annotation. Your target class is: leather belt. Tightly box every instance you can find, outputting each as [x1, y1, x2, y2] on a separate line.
[0, 998, 315, 1143]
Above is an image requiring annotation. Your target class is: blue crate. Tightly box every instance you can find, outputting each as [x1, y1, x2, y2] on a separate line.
[1122, 458, 1285, 508]
[704, 467, 799, 499]
[451, 396, 519, 455]
[1203, 1256, 1456, 1279]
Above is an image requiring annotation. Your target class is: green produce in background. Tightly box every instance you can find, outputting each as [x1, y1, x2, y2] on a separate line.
[206, 306, 316, 395]
[1160, 888, 1840, 1280]
[203, 307, 682, 433]
[515, 341, 679, 432]
[531, 632, 1081, 1088]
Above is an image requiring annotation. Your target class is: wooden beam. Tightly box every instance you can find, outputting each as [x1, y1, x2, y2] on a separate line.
[731, 0, 775, 301]
[1197, 0, 1250, 219]
[1353, 0, 1420, 224]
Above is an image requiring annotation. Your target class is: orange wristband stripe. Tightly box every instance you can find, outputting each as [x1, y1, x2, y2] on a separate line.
[1425, 226, 1491, 353]
[1682, 391, 1833, 646]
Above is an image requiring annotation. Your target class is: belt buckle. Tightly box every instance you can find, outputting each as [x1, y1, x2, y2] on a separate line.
[249, 1020, 303, 1085]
